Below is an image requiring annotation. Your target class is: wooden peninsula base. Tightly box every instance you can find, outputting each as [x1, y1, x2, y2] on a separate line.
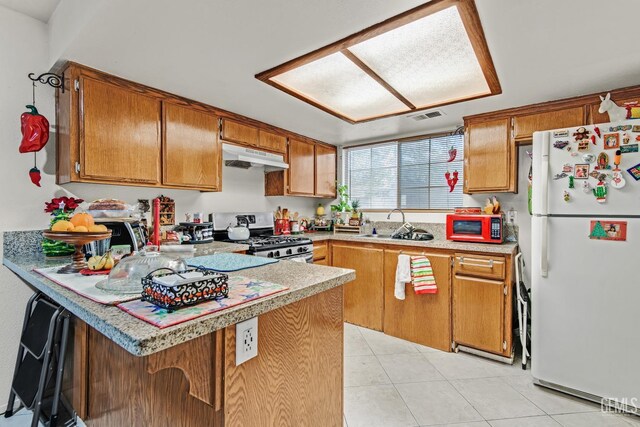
[67, 286, 344, 427]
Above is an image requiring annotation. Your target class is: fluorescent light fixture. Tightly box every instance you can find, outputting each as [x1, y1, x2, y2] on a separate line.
[256, 0, 500, 124]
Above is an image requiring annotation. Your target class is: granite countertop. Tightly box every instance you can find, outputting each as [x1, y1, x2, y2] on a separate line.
[305, 232, 519, 255]
[3, 253, 354, 357]
[192, 240, 249, 255]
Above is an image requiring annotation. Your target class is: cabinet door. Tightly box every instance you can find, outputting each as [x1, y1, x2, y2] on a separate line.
[332, 244, 384, 331]
[464, 118, 514, 193]
[315, 144, 337, 198]
[288, 138, 315, 196]
[220, 119, 259, 147]
[383, 250, 452, 351]
[453, 275, 505, 354]
[258, 130, 287, 154]
[513, 107, 585, 142]
[80, 77, 161, 184]
[162, 102, 221, 190]
[590, 95, 640, 124]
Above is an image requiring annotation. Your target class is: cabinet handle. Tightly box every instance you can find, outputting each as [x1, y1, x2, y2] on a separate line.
[458, 257, 502, 268]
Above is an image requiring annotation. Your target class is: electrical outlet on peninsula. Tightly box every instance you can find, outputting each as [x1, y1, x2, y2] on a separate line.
[236, 317, 258, 365]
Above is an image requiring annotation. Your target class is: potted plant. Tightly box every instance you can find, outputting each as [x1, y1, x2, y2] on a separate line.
[330, 184, 352, 225]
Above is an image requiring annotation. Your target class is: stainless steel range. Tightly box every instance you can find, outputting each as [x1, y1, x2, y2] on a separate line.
[211, 212, 314, 262]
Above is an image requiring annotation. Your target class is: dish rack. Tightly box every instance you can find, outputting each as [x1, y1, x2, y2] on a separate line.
[141, 267, 229, 310]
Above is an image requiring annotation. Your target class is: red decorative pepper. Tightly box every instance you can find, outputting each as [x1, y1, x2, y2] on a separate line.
[29, 166, 41, 187]
[593, 126, 601, 138]
[19, 105, 49, 153]
[447, 146, 457, 162]
[445, 170, 459, 192]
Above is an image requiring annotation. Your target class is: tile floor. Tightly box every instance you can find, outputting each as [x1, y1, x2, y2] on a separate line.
[343, 323, 640, 427]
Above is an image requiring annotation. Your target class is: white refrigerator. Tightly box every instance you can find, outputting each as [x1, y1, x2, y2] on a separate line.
[532, 121, 640, 412]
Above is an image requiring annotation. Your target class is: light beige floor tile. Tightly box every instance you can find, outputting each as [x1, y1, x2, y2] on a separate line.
[425, 351, 527, 380]
[344, 355, 390, 387]
[451, 377, 544, 420]
[345, 322, 361, 336]
[553, 412, 640, 426]
[434, 423, 490, 427]
[395, 380, 484, 426]
[344, 384, 418, 427]
[489, 415, 561, 426]
[345, 327, 373, 356]
[359, 328, 420, 355]
[377, 353, 445, 383]
[414, 342, 446, 354]
[501, 375, 599, 415]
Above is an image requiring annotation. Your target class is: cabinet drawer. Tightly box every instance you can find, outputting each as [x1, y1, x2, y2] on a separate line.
[454, 253, 505, 280]
[313, 242, 328, 261]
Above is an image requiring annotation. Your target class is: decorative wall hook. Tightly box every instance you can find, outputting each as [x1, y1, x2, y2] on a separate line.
[28, 72, 64, 92]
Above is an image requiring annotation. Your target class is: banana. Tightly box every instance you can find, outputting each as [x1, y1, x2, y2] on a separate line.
[88, 250, 114, 271]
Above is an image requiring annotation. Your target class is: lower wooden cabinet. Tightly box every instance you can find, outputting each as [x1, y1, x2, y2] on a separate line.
[312, 241, 330, 265]
[383, 250, 452, 351]
[331, 243, 384, 331]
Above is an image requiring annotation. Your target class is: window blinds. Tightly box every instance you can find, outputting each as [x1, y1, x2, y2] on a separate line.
[345, 134, 464, 210]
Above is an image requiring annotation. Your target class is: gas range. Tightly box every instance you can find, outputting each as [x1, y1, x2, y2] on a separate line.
[211, 212, 314, 262]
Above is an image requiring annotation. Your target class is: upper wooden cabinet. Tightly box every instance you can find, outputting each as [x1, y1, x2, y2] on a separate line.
[464, 118, 515, 193]
[288, 138, 316, 196]
[314, 144, 337, 198]
[220, 119, 259, 147]
[589, 95, 639, 125]
[162, 102, 221, 190]
[79, 77, 161, 185]
[258, 129, 287, 154]
[513, 106, 585, 142]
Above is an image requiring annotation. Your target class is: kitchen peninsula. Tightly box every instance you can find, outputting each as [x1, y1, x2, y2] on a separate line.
[3, 234, 355, 427]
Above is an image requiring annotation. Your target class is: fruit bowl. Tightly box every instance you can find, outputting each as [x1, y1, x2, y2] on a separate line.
[42, 230, 112, 274]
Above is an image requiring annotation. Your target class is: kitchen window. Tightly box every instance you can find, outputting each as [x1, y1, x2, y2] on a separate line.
[343, 133, 464, 210]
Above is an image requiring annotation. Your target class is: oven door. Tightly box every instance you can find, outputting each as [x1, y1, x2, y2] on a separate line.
[282, 252, 314, 263]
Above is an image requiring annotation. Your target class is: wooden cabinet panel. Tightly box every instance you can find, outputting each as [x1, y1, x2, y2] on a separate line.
[80, 77, 161, 184]
[464, 118, 514, 193]
[315, 144, 337, 198]
[220, 119, 259, 147]
[312, 241, 328, 263]
[383, 250, 452, 351]
[453, 275, 505, 354]
[590, 95, 640, 124]
[162, 102, 221, 190]
[454, 253, 506, 280]
[513, 107, 585, 141]
[288, 138, 316, 196]
[258, 129, 287, 153]
[332, 243, 384, 331]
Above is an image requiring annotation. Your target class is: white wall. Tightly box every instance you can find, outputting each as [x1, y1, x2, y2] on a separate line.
[0, 4, 317, 411]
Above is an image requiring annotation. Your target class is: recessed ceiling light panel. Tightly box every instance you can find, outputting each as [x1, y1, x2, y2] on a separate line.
[257, 0, 500, 124]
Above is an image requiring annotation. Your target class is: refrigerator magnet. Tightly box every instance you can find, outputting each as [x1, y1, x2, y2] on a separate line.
[611, 171, 626, 189]
[553, 172, 568, 180]
[589, 170, 600, 179]
[595, 152, 611, 170]
[583, 153, 596, 163]
[574, 164, 590, 179]
[562, 163, 573, 173]
[563, 191, 570, 202]
[582, 181, 592, 193]
[578, 141, 590, 151]
[569, 176, 575, 189]
[622, 133, 631, 144]
[553, 130, 569, 138]
[593, 177, 608, 203]
[609, 125, 632, 132]
[620, 144, 638, 153]
[603, 133, 620, 149]
[554, 140, 569, 149]
[589, 220, 627, 241]
[626, 162, 640, 181]
[632, 125, 640, 132]
[573, 127, 590, 141]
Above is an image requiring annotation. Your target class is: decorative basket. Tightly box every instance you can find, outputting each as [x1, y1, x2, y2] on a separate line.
[141, 267, 229, 310]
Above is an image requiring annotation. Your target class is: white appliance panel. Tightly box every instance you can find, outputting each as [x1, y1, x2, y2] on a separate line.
[532, 215, 640, 403]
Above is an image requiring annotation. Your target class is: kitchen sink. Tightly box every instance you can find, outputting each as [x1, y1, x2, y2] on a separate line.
[357, 232, 434, 241]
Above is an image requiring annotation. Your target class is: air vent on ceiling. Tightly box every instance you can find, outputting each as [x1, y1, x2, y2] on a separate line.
[409, 110, 445, 121]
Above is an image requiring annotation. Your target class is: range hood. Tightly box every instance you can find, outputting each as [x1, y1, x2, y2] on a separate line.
[222, 143, 289, 170]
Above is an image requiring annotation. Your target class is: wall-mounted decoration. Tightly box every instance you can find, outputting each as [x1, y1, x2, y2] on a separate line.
[574, 164, 589, 179]
[445, 170, 459, 192]
[589, 220, 627, 241]
[447, 146, 457, 162]
[603, 133, 620, 149]
[626, 162, 640, 181]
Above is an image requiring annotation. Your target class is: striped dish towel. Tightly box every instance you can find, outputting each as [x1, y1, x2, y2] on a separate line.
[410, 256, 437, 294]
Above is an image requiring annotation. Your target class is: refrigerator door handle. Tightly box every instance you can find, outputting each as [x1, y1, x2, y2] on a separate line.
[540, 132, 550, 216]
[541, 216, 548, 277]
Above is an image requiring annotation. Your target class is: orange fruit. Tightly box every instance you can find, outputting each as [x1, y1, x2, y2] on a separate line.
[88, 224, 108, 232]
[70, 212, 95, 229]
[51, 220, 74, 232]
[73, 226, 89, 232]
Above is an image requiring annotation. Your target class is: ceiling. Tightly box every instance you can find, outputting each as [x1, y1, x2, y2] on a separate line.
[49, 0, 640, 145]
[0, 0, 60, 22]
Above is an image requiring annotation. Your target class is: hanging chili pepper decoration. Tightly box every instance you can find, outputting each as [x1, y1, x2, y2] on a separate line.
[28, 153, 41, 187]
[447, 146, 457, 162]
[445, 170, 459, 192]
[19, 105, 49, 153]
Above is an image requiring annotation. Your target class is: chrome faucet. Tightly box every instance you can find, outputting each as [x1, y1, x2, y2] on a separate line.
[387, 208, 406, 223]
